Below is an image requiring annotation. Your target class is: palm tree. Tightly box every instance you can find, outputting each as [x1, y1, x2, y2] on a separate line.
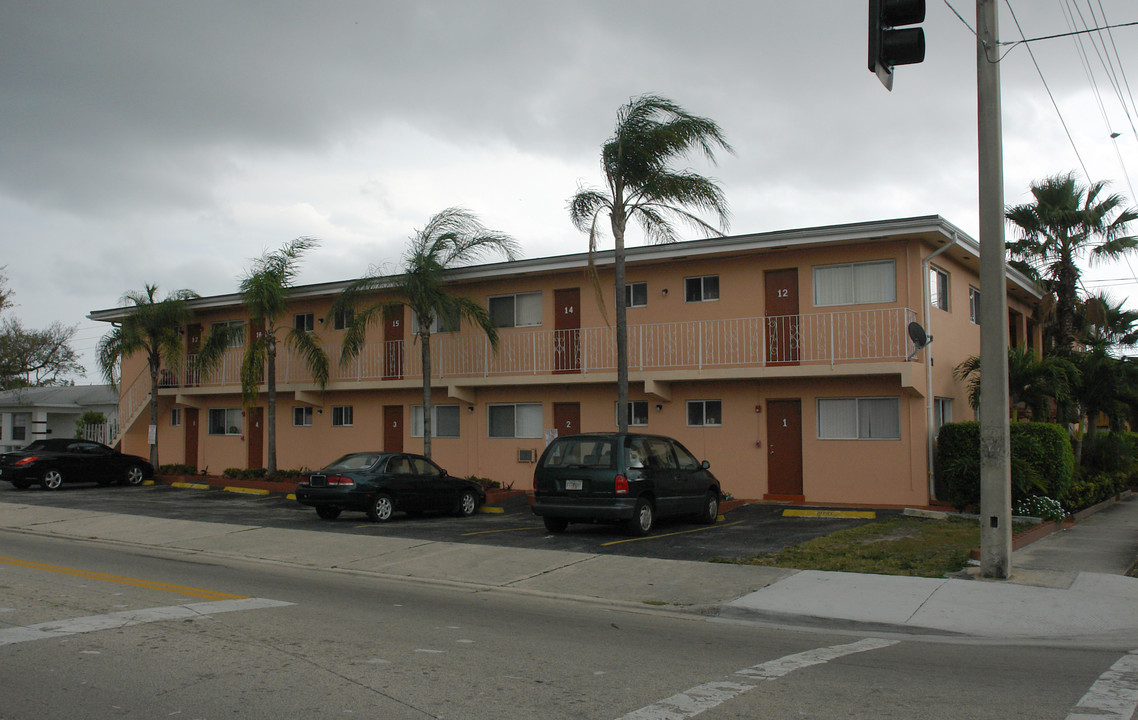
[954, 345, 1076, 422]
[1006, 172, 1138, 350]
[96, 284, 198, 467]
[1079, 292, 1138, 350]
[569, 94, 732, 432]
[196, 238, 329, 475]
[331, 208, 517, 458]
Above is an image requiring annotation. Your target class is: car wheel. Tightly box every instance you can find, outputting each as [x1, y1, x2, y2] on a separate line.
[11, 480, 32, 490]
[40, 469, 63, 491]
[698, 491, 719, 525]
[543, 516, 569, 533]
[626, 497, 654, 536]
[367, 493, 395, 523]
[455, 489, 478, 517]
[316, 506, 341, 521]
[122, 465, 146, 486]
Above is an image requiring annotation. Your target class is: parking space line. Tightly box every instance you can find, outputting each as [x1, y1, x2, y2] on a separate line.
[461, 525, 545, 536]
[1066, 650, 1138, 720]
[601, 520, 744, 546]
[782, 509, 876, 519]
[0, 556, 248, 600]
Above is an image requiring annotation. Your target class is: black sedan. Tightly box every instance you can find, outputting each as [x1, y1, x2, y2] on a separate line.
[295, 452, 486, 522]
[0, 439, 154, 490]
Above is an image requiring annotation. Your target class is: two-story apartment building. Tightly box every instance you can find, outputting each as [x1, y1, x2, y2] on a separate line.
[89, 216, 1041, 507]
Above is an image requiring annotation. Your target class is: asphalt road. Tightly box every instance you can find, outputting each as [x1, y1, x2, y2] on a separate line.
[0, 481, 891, 562]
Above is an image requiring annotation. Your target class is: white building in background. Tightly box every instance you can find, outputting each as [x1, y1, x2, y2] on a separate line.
[0, 385, 118, 453]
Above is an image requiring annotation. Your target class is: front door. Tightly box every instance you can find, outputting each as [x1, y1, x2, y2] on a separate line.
[246, 407, 264, 470]
[766, 399, 803, 499]
[553, 288, 581, 373]
[384, 405, 403, 452]
[765, 269, 800, 366]
[186, 324, 201, 386]
[552, 402, 581, 438]
[184, 408, 199, 469]
[384, 307, 404, 380]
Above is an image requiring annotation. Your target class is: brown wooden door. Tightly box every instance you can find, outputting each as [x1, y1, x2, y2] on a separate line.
[766, 399, 803, 499]
[384, 405, 403, 452]
[384, 307, 404, 380]
[553, 288, 581, 373]
[185, 324, 201, 386]
[246, 407, 264, 470]
[552, 402, 581, 438]
[184, 408, 199, 469]
[765, 269, 799, 366]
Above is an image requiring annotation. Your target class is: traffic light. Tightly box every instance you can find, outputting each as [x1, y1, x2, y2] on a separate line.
[868, 0, 926, 91]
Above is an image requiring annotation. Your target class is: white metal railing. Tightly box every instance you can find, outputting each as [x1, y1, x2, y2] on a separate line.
[173, 308, 919, 387]
[80, 422, 119, 446]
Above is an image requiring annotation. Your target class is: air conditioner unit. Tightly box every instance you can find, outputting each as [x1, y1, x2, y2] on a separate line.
[517, 448, 537, 463]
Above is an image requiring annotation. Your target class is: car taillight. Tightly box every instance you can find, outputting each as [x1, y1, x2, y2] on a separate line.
[326, 475, 355, 487]
[15, 456, 39, 466]
[614, 474, 629, 495]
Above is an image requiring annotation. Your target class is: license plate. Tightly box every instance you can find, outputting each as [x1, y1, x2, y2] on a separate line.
[565, 479, 583, 491]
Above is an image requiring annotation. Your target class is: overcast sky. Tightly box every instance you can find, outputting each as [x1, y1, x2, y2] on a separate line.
[4, 1, 1138, 381]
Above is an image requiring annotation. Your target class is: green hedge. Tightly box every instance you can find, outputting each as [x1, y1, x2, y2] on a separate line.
[936, 421, 1074, 512]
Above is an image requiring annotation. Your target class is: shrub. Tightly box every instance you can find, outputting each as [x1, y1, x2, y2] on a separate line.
[157, 464, 197, 476]
[1082, 432, 1138, 476]
[74, 411, 107, 438]
[467, 476, 502, 490]
[1066, 468, 1122, 512]
[1014, 495, 1068, 521]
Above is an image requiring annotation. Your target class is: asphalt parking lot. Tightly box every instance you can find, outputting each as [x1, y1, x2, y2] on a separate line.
[0, 482, 894, 562]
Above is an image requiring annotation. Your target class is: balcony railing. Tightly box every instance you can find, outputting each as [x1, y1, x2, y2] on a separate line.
[170, 307, 919, 388]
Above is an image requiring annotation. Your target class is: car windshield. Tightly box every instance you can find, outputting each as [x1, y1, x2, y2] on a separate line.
[323, 453, 381, 471]
[541, 438, 615, 469]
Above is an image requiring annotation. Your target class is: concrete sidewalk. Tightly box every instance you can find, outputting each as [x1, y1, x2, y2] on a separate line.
[1, 495, 1136, 642]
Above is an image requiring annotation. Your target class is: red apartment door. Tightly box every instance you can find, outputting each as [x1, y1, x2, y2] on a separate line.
[384, 308, 404, 380]
[553, 288, 581, 373]
[766, 399, 803, 499]
[384, 405, 403, 452]
[765, 269, 800, 366]
[184, 408, 199, 469]
[552, 402, 581, 437]
[246, 407, 264, 470]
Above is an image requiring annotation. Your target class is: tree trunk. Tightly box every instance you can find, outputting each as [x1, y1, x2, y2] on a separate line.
[612, 218, 629, 434]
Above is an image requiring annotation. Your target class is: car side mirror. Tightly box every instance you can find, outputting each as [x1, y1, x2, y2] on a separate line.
[701, 460, 710, 470]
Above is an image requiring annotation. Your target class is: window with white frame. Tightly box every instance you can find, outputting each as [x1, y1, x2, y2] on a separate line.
[969, 287, 981, 325]
[817, 397, 901, 439]
[332, 405, 353, 427]
[207, 408, 242, 436]
[171, 408, 182, 427]
[813, 260, 896, 306]
[294, 313, 314, 332]
[210, 321, 245, 348]
[684, 275, 719, 302]
[930, 266, 949, 311]
[933, 397, 953, 436]
[333, 307, 354, 330]
[687, 400, 722, 427]
[411, 404, 460, 437]
[489, 292, 542, 328]
[488, 403, 542, 438]
[625, 281, 648, 308]
[411, 308, 461, 334]
[293, 406, 313, 427]
[12, 412, 29, 441]
[616, 401, 649, 427]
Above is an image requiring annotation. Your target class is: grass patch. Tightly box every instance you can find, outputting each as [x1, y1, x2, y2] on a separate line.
[719, 515, 987, 578]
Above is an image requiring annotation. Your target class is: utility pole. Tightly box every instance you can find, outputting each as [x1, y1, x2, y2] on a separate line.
[976, 0, 1012, 578]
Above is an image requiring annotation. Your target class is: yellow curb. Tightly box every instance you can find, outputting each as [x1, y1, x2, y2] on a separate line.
[171, 481, 211, 491]
[223, 486, 270, 496]
[286, 493, 296, 501]
[782, 509, 876, 519]
[142, 480, 155, 486]
[478, 506, 505, 514]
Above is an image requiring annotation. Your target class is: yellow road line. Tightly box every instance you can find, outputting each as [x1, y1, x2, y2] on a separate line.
[223, 486, 270, 496]
[782, 509, 877, 519]
[601, 520, 744, 546]
[461, 525, 544, 536]
[0, 556, 248, 600]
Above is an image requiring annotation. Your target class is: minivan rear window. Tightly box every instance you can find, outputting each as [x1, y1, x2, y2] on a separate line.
[541, 438, 615, 469]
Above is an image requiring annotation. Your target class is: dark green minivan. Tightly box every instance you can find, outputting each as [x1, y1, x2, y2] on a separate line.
[531, 433, 721, 536]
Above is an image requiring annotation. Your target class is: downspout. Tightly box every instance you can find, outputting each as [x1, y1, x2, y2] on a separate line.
[922, 234, 956, 502]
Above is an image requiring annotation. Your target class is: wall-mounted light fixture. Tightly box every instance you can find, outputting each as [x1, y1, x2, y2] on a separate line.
[655, 404, 663, 412]
[467, 406, 475, 413]
[661, 288, 669, 296]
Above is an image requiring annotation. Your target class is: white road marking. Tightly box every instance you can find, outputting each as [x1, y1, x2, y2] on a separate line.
[1066, 650, 1138, 720]
[616, 638, 898, 720]
[0, 598, 293, 646]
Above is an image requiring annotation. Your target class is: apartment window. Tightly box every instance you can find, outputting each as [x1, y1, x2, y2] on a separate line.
[488, 403, 542, 438]
[930, 266, 949, 311]
[12, 412, 29, 441]
[332, 406, 354, 427]
[684, 275, 719, 303]
[687, 400, 722, 427]
[817, 397, 900, 440]
[171, 408, 182, 427]
[333, 307, 354, 330]
[295, 313, 314, 332]
[933, 398, 953, 437]
[616, 401, 649, 427]
[293, 406, 313, 427]
[411, 405, 460, 437]
[813, 260, 896, 306]
[210, 321, 245, 348]
[969, 287, 981, 325]
[625, 282, 648, 308]
[489, 292, 542, 328]
[208, 408, 242, 436]
[411, 308, 461, 334]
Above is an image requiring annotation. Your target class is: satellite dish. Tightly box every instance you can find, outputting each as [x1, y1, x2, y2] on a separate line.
[907, 321, 932, 360]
